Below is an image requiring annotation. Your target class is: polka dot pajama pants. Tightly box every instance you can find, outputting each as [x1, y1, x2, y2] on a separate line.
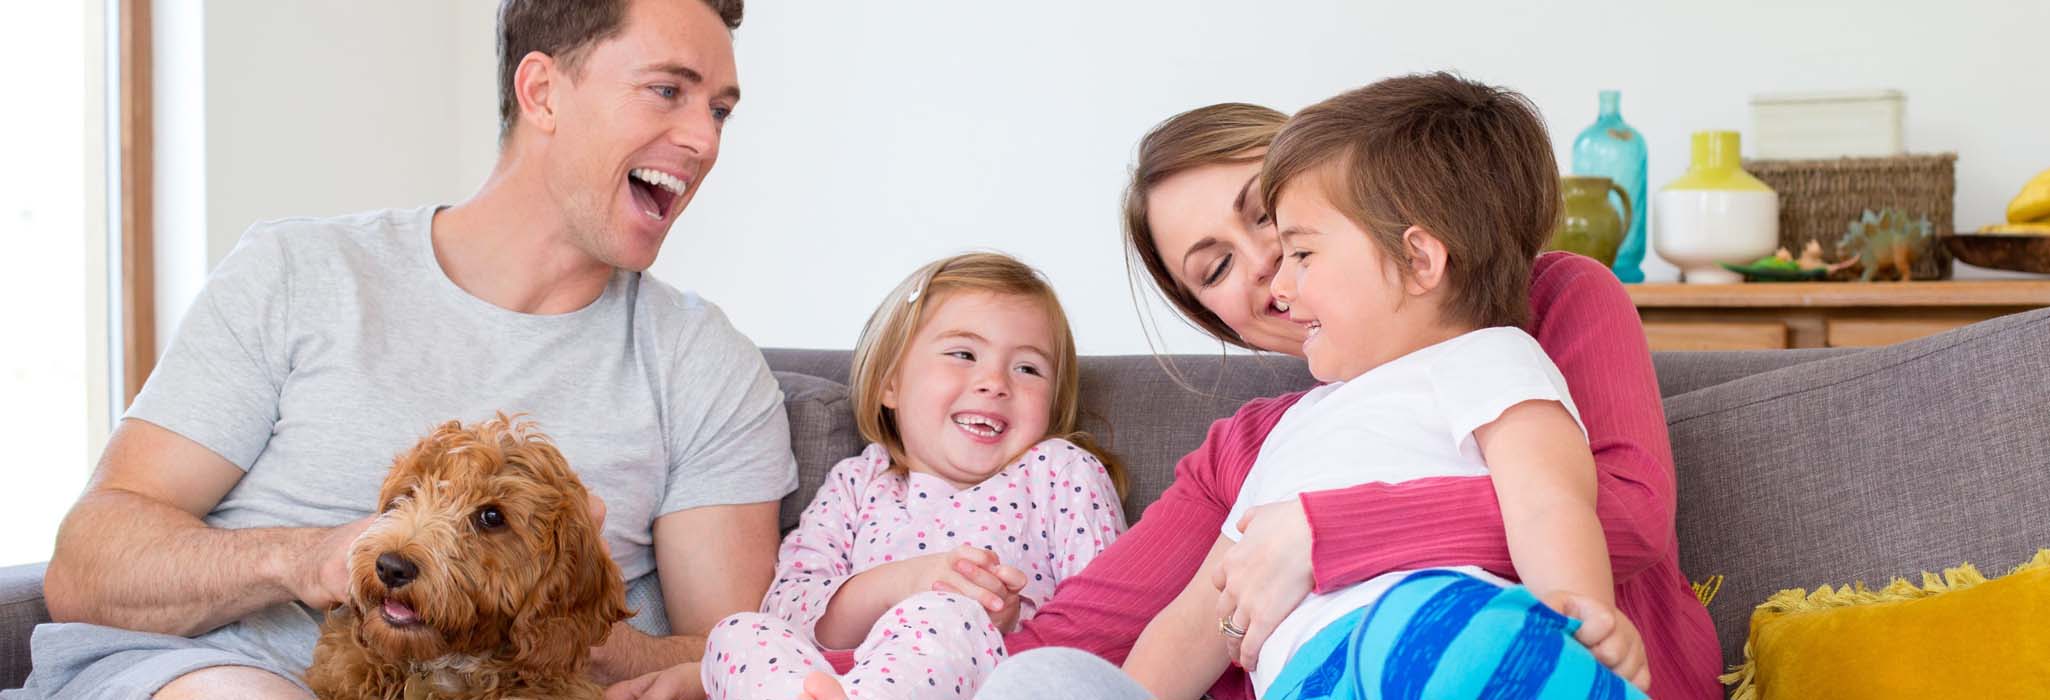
[704, 591, 1006, 700]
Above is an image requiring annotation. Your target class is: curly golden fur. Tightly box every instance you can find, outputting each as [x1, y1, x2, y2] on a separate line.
[307, 414, 631, 699]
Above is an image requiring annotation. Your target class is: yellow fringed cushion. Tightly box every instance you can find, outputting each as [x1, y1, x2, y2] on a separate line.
[1723, 549, 2050, 699]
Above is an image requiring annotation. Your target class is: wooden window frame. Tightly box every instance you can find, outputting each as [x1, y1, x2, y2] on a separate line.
[119, 0, 153, 404]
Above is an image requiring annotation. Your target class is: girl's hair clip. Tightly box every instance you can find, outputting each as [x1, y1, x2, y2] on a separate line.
[905, 287, 922, 304]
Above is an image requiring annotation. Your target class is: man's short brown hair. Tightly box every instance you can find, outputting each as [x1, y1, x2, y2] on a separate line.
[496, 0, 744, 136]
[1260, 72, 1559, 330]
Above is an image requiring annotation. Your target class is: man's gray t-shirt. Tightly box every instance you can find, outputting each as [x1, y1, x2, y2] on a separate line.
[25, 205, 798, 691]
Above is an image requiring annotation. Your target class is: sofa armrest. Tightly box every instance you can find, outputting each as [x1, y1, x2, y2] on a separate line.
[0, 563, 48, 690]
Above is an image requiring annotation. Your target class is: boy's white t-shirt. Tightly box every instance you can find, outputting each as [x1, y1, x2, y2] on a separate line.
[1221, 327, 1586, 695]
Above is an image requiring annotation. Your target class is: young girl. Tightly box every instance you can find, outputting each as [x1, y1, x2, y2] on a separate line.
[1124, 73, 1652, 699]
[702, 253, 1129, 700]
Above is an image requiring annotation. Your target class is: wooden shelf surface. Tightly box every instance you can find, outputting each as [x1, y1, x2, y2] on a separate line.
[1627, 280, 2050, 309]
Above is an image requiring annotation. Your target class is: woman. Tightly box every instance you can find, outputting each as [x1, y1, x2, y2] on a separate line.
[985, 102, 1718, 699]
[612, 104, 1720, 700]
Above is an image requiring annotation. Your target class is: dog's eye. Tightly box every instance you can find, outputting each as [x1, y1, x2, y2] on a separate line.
[474, 506, 507, 531]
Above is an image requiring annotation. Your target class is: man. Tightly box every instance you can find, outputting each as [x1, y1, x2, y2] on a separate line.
[8, 1, 789, 698]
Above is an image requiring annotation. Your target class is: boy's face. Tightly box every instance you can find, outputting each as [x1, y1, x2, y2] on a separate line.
[1269, 169, 1428, 383]
[540, 0, 739, 271]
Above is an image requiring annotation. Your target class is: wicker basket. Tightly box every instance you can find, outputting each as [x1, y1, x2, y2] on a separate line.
[1742, 154, 1956, 279]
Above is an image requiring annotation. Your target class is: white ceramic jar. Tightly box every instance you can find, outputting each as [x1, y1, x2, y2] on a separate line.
[1653, 131, 1780, 284]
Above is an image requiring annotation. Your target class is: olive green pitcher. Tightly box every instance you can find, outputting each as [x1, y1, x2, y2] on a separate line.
[1547, 175, 1634, 267]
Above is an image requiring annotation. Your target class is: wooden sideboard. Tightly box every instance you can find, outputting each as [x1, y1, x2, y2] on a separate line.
[1627, 281, 2050, 351]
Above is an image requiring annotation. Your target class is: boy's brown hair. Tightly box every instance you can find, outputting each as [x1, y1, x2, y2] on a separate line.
[1259, 71, 1559, 329]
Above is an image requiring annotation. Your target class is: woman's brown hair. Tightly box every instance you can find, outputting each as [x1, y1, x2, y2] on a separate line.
[1122, 103, 1290, 350]
[849, 253, 1128, 498]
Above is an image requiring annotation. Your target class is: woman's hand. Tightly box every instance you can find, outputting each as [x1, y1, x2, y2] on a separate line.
[1211, 499, 1316, 671]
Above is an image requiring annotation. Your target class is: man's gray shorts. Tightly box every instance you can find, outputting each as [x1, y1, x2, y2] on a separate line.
[3, 609, 317, 700]
[5, 575, 672, 699]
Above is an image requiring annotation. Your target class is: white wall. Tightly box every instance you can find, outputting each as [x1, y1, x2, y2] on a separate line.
[196, 0, 498, 263]
[176, 0, 2050, 356]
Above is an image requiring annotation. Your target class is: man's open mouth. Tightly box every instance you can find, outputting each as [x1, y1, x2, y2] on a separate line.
[380, 596, 423, 628]
[628, 168, 687, 221]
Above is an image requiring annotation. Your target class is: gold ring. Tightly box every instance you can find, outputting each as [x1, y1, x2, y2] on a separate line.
[1219, 616, 1247, 639]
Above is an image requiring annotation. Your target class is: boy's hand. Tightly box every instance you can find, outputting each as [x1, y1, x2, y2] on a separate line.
[1546, 592, 1651, 693]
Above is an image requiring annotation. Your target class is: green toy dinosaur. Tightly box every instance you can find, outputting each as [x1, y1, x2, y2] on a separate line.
[1835, 209, 1935, 282]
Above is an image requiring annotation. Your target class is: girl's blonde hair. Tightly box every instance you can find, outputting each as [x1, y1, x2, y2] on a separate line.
[849, 253, 1127, 498]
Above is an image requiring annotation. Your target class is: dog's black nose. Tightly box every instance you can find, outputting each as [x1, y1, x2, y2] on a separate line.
[375, 552, 418, 589]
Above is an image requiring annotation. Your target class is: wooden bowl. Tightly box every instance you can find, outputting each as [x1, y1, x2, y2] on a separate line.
[1943, 232, 2050, 274]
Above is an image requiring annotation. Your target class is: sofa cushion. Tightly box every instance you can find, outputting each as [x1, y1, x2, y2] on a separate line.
[1664, 307, 2050, 666]
[1071, 355, 1315, 516]
[773, 371, 863, 532]
[0, 563, 49, 690]
[1721, 549, 2050, 699]
[1649, 347, 1855, 397]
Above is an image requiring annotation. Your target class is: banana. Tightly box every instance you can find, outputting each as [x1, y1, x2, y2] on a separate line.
[1982, 222, 2050, 236]
[2009, 167, 2050, 224]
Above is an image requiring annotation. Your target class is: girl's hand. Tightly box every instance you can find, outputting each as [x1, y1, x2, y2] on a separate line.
[913, 545, 1023, 616]
[1546, 592, 1652, 693]
[983, 564, 1029, 633]
[1211, 500, 1316, 671]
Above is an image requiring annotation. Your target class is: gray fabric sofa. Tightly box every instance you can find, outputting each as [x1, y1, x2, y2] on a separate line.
[6, 308, 2047, 692]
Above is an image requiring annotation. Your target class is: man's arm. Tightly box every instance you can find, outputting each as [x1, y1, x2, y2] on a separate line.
[589, 501, 780, 685]
[43, 419, 365, 636]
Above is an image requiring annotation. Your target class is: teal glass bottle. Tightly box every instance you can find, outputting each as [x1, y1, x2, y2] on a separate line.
[1571, 90, 1649, 283]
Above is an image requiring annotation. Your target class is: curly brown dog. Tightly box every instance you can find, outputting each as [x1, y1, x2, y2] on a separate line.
[307, 414, 631, 700]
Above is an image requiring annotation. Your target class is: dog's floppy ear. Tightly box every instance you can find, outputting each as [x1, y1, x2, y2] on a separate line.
[376, 421, 468, 510]
[507, 449, 632, 674]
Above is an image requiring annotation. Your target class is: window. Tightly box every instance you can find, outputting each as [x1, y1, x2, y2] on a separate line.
[0, 1, 129, 566]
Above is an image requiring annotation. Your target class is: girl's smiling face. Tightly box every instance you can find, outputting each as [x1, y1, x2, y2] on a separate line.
[882, 291, 1058, 489]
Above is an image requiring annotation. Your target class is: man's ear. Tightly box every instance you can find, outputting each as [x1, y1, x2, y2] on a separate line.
[514, 51, 562, 135]
[1400, 225, 1450, 296]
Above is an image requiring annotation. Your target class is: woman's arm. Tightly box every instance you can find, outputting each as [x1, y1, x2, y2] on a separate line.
[1000, 396, 1294, 661]
[1297, 254, 1676, 590]
[1125, 536, 1236, 700]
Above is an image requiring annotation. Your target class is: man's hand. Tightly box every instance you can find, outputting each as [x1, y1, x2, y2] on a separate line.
[587, 492, 611, 555]
[286, 516, 373, 610]
[590, 623, 707, 686]
[1546, 592, 1652, 693]
[605, 662, 701, 700]
[1213, 500, 1316, 671]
